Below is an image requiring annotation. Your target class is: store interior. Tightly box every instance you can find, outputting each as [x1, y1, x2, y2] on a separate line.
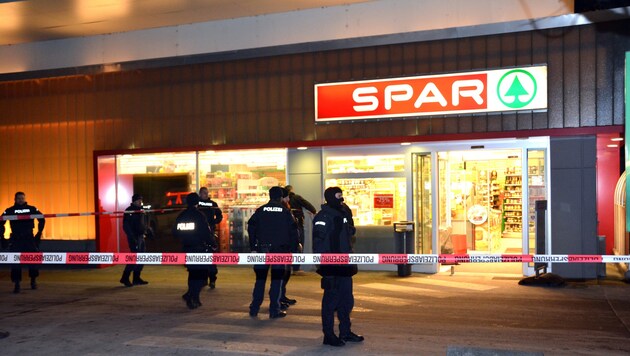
[96, 143, 548, 276]
[102, 149, 287, 252]
[434, 149, 545, 257]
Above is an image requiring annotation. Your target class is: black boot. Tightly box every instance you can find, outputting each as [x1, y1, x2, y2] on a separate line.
[132, 278, 148, 285]
[30, 278, 37, 290]
[120, 270, 132, 287]
[323, 334, 345, 347]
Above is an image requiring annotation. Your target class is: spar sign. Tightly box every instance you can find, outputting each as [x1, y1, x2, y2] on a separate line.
[315, 66, 547, 122]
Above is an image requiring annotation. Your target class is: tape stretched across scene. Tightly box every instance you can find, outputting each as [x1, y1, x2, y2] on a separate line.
[0, 253, 626, 265]
[0, 206, 222, 221]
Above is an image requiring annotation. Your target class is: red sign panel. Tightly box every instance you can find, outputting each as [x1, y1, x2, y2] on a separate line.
[374, 194, 394, 209]
[316, 73, 487, 121]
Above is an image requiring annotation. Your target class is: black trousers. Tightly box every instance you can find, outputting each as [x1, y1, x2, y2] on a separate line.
[187, 267, 207, 302]
[122, 238, 145, 281]
[11, 266, 38, 283]
[282, 265, 291, 298]
[321, 276, 354, 337]
[207, 264, 218, 283]
[10, 237, 39, 284]
[250, 264, 287, 315]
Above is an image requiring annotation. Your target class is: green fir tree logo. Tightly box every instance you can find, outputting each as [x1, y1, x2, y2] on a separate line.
[498, 69, 537, 109]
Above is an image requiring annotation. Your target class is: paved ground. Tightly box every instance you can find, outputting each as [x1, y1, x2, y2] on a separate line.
[1, 265, 630, 355]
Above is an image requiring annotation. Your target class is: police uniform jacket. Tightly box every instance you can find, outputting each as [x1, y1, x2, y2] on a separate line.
[122, 204, 147, 251]
[247, 200, 298, 253]
[313, 204, 357, 277]
[173, 207, 216, 253]
[198, 198, 223, 232]
[0, 203, 45, 251]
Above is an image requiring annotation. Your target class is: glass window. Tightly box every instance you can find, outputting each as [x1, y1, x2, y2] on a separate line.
[326, 154, 405, 173]
[199, 149, 287, 252]
[325, 177, 406, 226]
[527, 149, 546, 255]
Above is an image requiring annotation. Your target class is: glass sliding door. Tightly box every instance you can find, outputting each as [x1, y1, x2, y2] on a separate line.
[525, 149, 547, 274]
[412, 153, 432, 254]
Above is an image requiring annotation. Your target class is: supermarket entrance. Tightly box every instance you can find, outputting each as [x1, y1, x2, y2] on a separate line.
[412, 141, 548, 275]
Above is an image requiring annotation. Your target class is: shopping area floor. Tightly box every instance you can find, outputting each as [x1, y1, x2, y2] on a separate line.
[1, 264, 630, 355]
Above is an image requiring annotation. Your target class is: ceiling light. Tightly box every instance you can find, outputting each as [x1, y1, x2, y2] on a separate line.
[297, 147, 308, 150]
[400, 142, 411, 146]
[607, 144, 618, 148]
[611, 137, 624, 142]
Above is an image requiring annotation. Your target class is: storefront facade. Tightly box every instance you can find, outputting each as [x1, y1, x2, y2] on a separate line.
[1, 15, 628, 278]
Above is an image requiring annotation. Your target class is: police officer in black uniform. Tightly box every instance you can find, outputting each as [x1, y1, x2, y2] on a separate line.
[173, 192, 217, 309]
[198, 187, 222, 289]
[313, 187, 364, 347]
[119, 194, 149, 287]
[247, 186, 298, 319]
[1, 192, 45, 293]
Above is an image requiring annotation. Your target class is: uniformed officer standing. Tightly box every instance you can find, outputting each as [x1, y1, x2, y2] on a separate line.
[173, 192, 217, 309]
[313, 187, 364, 347]
[119, 194, 149, 287]
[198, 187, 222, 289]
[1, 192, 45, 293]
[247, 186, 298, 319]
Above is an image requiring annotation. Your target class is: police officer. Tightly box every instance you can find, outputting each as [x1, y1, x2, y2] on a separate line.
[247, 186, 298, 319]
[313, 187, 364, 347]
[285, 184, 317, 275]
[119, 194, 149, 287]
[1, 192, 45, 293]
[198, 187, 222, 289]
[173, 192, 217, 309]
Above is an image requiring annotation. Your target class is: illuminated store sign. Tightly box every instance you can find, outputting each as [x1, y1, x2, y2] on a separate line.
[315, 66, 547, 122]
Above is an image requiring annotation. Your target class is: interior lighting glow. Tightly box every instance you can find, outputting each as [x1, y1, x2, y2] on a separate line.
[611, 137, 624, 142]
[607, 144, 619, 148]
[76, 0, 129, 21]
[297, 147, 308, 150]
[400, 142, 411, 146]
[0, 1, 23, 31]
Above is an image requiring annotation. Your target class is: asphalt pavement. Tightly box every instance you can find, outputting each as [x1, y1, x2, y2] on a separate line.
[1, 265, 630, 355]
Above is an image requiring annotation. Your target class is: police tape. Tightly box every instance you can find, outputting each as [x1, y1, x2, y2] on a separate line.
[0, 252, 629, 265]
[0, 206, 222, 221]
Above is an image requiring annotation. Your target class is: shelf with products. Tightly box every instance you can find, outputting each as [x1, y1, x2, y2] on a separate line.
[502, 170, 523, 234]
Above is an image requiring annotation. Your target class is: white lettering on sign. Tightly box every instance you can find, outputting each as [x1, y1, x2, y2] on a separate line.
[15, 209, 31, 214]
[315, 65, 547, 122]
[414, 82, 447, 108]
[353, 80, 483, 112]
[177, 222, 195, 231]
[385, 84, 413, 110]
[352, 87, 378, 112]
[263, 207, 283, 212]
[452, 79, 484, 106]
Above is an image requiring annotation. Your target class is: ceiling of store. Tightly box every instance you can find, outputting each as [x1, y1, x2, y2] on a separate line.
[0, 0, 372, 46]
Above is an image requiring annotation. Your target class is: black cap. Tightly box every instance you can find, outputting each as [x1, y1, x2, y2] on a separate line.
[131, 194, 143, 202]
[186, 192, 200, 207]
[269, 186, 283, 200]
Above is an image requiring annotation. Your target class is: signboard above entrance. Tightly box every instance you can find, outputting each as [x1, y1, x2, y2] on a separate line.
[315, 66, 547, 122]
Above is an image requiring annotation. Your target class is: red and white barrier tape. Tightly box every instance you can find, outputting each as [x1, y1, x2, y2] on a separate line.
[0, 253, 627, 265]
[0, 207, 196, 221]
